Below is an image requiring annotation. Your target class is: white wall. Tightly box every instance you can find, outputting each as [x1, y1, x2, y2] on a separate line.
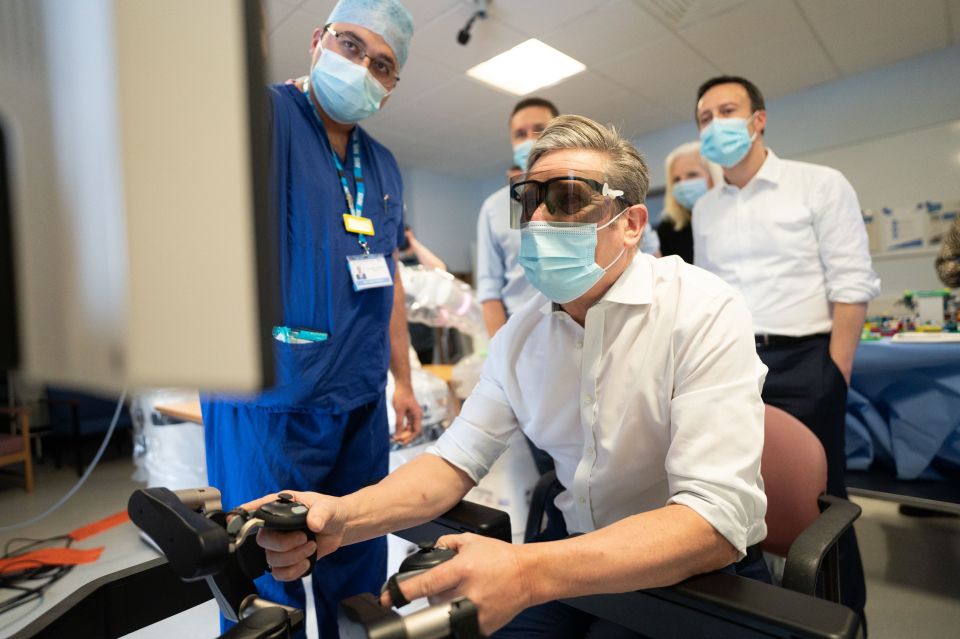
[399, 167, 506, 274]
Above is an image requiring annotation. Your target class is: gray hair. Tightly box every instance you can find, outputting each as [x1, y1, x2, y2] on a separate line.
[527, 114, 649, 207]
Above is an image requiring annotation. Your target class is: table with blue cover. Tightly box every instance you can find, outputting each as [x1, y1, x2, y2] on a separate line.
[846, 339, 960, 481]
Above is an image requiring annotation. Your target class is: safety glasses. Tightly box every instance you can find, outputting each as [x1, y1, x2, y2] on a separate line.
[509, 173, 624, 229]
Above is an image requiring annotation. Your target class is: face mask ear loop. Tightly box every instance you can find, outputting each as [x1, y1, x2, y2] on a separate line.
[597, 206, 629, 231]
[601, 246, 626, 272]
[747, 111, 760, 143]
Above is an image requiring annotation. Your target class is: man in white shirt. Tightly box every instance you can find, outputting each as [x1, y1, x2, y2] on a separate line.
[250, 115, 768, 637]
[692, 75, 879, 626]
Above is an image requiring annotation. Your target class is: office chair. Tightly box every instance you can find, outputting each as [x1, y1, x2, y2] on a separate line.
[0, 406, 33, 492]
[525, 405, 861, 603]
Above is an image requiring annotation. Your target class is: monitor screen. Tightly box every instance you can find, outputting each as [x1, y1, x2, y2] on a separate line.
[0, 0, 277, 393]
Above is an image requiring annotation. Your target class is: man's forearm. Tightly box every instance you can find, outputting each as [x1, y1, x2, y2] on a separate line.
[829, 301, 867, 383]
[340, 453, 475, 546]
[482, 299, 508, 337]
[519, 505, 738, 605]
[390, 258, 413, 387]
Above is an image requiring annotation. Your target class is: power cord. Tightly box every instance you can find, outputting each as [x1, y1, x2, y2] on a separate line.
[0, 535, 74, 616]
[0, 389, 128, 533]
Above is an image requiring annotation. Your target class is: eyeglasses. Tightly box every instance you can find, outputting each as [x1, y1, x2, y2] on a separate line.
[324, 26, 400, 90]
[509, 174, 624, 228]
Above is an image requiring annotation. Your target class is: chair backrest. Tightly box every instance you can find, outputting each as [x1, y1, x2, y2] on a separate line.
[761, 405, 827, 557]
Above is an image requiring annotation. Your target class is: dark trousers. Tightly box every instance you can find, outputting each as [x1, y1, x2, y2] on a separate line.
[493, 513, 770, 638]
[757, 335, 867, 624]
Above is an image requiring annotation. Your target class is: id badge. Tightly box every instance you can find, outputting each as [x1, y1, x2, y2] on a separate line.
[347, 253, 393, 291]
[343, 214, 375, 236]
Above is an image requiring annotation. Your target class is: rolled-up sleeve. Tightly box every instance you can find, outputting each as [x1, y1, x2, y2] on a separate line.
[666, 290, 768, 558]
[426, 350, 519, 483]
[476, 194, 507, 303]
[813, 171, 880, 304]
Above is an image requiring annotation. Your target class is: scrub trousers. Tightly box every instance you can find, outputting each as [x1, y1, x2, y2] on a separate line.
[203, 396, 390, 639]
[757, 334, 867, 630]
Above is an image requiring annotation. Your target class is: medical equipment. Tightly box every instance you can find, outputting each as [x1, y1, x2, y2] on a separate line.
[127, 486, 507, 639]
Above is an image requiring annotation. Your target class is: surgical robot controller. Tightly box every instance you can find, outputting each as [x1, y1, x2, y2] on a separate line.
[127, 487, 483, 639]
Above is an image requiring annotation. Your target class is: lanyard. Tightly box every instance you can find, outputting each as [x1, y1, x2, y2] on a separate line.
[304, 83, 369, 253]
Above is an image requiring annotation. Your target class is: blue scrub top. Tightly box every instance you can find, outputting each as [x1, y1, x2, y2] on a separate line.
[253, 84, 405, 413]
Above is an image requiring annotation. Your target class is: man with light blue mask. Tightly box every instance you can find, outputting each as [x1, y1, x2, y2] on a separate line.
[476, 97, 560, 339]
[200, 1, 422, 636]
[245, 115, 770, 637]
[691, 75, 878, 630]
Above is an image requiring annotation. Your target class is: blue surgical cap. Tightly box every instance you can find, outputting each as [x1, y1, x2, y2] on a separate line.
[326, 0, 415, 69]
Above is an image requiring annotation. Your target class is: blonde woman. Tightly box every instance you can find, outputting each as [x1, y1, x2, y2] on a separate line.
[656, 141, 722, 263]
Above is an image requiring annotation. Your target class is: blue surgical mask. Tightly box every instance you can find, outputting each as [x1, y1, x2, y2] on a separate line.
[513, 139, 534, 171]
[518, 210, 627, 304]
[672, 177, 708, 210]
[699, 113, 758, 167]
[309, 48, 389, 124]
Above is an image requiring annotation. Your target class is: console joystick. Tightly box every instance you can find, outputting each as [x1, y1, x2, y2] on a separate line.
[254, 493, 316, 577]
[399, 544, 457, 573]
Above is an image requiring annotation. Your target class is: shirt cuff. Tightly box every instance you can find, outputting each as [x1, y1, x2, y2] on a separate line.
[826, 276, 881, 304]
[476, 278, 505, 303]
[425, 418, 510, 484]
[668, 490, 767, 560]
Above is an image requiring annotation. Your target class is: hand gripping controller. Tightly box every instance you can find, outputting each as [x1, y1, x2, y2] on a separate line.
[338, 543, 481, 639]
[383, 544, 458, 608]
[230, 492, 317, 579]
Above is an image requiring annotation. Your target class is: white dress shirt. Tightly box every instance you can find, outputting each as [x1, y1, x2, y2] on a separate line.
[476, 186, 537, 315]
[428, 253, 768, 556]
[692, 150, 880, 336]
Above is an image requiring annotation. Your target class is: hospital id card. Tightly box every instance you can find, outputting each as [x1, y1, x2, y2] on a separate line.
[343, 214, 375, 236]
[347, 253, 393, 291]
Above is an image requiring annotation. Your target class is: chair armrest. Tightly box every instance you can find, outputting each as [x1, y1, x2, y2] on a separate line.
[524, 469, 561, 543]
[781, 495, 862, 596]
[564, 572, 861, 638]
[393, 500, 512, 545]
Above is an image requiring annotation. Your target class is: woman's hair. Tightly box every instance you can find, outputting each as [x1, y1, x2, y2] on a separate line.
[527, 114, 649, 208]
[662, 141, 723, 231]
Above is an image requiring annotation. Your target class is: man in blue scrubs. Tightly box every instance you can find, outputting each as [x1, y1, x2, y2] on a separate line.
[200, 1, 420, 635]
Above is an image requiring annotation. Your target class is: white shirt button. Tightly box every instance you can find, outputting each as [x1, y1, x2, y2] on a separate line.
[576, 341, 583, 349]
[579, 496, 586, 504]
[584, 394, 593, 404]
[586, 446, 595, 456]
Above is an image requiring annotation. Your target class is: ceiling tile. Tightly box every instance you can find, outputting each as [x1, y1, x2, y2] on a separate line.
[486, 0, 601, 38]
[392, 0, 462, 29]
[676, 0, 838, 99]
[411, 10, 530, 72]
[542, 0, 669, 67]
[264, 0, 303, 31]
[593, 33, 720, 117]
[266, 6, 327, 83]
[296, 0, 340, 20]
[388, 53, 459, 99]
[796, 0, 950, 75]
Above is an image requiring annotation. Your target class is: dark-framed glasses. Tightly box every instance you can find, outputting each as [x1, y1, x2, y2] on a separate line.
[509, 174, 624, 228]
[324, 26, 400, 90]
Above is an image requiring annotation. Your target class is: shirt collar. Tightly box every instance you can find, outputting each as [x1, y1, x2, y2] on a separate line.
[537, 252, 654, 316]
[603, 251, 653, 306]
[722, 148, 781, 191]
